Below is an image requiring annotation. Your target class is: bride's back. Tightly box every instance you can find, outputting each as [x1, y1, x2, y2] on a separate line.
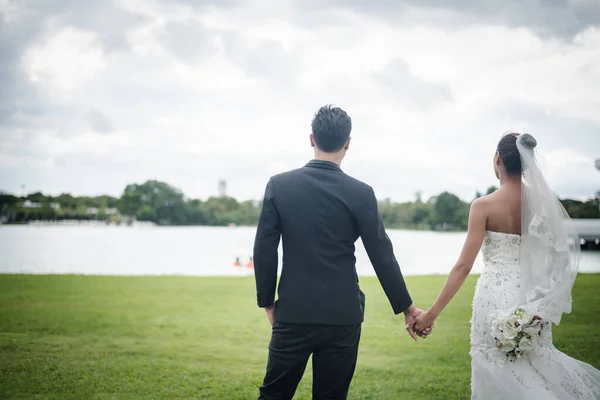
[484, 186, 522, 235]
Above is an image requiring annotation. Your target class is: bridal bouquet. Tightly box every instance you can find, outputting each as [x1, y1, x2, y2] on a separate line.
[490, 308, 543, 362]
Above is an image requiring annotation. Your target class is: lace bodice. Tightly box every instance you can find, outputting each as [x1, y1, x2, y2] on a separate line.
[481, 230, 521, 265]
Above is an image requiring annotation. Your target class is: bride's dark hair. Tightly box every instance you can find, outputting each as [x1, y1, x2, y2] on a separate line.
[497, 132, 537, 176]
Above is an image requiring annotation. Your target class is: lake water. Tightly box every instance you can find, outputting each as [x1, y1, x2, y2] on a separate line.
[1, 225, 599, 276]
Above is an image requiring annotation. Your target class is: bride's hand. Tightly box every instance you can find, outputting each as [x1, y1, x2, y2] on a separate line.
[404, 305, 433, 340]
[413, 311, 436, 334]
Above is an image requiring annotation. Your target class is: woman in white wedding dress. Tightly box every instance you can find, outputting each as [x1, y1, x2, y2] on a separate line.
[413, 132, 600, 399]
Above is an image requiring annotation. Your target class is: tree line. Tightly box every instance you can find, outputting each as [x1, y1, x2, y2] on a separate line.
[1, 180, 598, 231]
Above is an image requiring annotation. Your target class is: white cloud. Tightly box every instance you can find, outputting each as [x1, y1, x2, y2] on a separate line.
[0, 0, 19, 22]
[544, 149, 599, 198]
[23, 26, 107, 92]
[1, 0, 599, 201]
[268, 161, 287, 175]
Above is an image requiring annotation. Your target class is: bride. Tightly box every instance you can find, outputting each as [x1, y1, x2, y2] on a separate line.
[412, 132, 600, 399]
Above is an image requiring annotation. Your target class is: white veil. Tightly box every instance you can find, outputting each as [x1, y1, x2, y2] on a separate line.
[517, 133, 581, 325]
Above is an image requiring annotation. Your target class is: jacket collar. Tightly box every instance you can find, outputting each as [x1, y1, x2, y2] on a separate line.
[305, 159, 342, 171]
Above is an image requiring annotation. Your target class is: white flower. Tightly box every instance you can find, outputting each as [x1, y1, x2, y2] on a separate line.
[497, 333, 516, 352]
[522, 319, 543, 336]
[518, 309, 534, 325]
[501, 315, 523, 339]
[518, 337, 534, 352]
[489, 308, 544, 361]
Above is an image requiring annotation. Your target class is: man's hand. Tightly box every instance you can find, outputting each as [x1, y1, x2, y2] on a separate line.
[265, 304, 275, 326]
[404, 304, 433, 341]
[413, 311, 436, 334]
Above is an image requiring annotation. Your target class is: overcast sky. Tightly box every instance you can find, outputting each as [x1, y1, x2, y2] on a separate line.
[1, 0, 599, 202]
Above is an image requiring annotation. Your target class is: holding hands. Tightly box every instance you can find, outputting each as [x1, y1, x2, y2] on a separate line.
[404, 305, 434, 340]
[412, 310, 436, 335]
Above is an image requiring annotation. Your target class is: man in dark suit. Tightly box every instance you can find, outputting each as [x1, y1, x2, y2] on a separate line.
[253, 105, 431, 399]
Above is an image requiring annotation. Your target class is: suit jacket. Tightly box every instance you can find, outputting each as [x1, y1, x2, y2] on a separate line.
[253, 159, 412, 325]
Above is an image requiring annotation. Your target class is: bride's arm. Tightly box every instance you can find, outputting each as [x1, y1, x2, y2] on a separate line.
[412, 198, 487, 332]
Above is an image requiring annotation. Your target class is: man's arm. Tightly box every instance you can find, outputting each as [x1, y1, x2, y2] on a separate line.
[357, 186, 413, 314]
[253, 178, 281, 310]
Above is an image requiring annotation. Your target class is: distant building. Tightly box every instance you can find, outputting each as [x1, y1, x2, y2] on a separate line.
[23, 200, 41, 208]
[218, 180, 227, 197]
[106, 208, 118, 215]
[50, 202, 60, 210]
[86, 207, 99, 215]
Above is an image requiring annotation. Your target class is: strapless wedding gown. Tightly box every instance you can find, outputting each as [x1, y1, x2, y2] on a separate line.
[470, 231, 600, 399]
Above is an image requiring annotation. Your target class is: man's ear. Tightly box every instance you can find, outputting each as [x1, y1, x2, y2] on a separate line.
[344, 137, 351, 150]
[310, 134, 316, 148]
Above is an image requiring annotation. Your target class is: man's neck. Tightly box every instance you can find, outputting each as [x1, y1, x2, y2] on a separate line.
[314, 151, 344, 166]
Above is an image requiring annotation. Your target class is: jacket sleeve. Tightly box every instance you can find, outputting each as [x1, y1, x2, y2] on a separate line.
[356, 186, 412, 314]
[253, 178, 281, 308]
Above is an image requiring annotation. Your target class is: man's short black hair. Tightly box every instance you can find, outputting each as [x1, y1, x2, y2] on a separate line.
[311, 105, 352, 153]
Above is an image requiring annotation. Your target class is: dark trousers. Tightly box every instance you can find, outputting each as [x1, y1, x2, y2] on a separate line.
[258, 322, 361, 400]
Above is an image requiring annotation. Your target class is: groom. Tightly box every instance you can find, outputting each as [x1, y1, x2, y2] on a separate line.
[253, 105, 430, 399]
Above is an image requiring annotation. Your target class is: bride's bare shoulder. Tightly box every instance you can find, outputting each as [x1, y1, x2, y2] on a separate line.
[470, 192, 506, 219]
[471, 192, 498, 209]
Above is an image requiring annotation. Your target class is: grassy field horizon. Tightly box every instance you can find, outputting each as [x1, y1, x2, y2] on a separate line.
[1, 274, 599, 399]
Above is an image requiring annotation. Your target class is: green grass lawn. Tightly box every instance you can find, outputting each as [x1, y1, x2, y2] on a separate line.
[1, 274, 599, 399]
